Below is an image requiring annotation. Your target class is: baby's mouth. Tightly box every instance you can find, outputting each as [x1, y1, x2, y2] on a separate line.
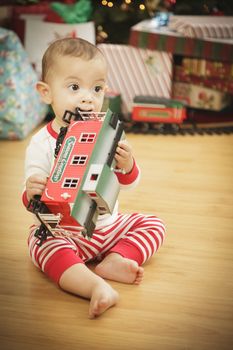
[76, 107, 93, 113]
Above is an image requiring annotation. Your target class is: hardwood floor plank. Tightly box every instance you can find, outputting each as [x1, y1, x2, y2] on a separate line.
[0, 131, 233, 350]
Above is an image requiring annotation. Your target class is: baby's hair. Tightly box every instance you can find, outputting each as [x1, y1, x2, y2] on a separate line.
[41, 37, 104, 82]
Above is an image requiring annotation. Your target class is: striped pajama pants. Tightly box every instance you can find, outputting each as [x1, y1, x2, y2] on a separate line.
[28, 213, 165, 284]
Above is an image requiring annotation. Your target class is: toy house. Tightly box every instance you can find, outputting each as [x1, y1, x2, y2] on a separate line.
[30, 109, 124, 243]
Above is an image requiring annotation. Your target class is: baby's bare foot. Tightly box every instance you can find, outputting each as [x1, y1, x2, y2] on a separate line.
[89, 284, 119, 319]
[95, 253, 144, 284]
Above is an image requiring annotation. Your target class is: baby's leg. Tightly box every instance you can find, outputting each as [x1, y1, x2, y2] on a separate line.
[28, 230, 118, 318]
[59, 263, 119, 319]
[95, 252, 144, 285]
[95, 214, 165, 284]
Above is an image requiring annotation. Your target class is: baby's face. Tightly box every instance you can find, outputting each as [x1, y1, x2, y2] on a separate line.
[47, 54, 107, 122]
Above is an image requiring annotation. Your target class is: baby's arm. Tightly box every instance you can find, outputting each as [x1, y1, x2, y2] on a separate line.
[22, 131, 52, 207]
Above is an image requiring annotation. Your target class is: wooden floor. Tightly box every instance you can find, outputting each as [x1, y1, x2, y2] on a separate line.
[0, 127, 233, 350]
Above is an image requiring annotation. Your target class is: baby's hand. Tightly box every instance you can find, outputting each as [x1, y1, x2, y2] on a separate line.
[26, 175, 47, 201]
[114, 140, 134, 174]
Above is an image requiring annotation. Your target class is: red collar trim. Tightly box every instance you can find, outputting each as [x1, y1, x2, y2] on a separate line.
[47, 121, 58, 139]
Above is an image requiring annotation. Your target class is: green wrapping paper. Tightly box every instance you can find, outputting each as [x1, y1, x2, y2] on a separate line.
[51, 0, 93, 24]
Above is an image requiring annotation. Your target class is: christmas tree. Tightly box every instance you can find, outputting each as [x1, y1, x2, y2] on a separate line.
[93, 1, 151, 44]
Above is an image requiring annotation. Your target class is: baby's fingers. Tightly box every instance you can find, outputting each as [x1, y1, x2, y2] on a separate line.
[118, 140, 131, 152]
[28, 175, 47, 186]
[115, 146, 128, 159]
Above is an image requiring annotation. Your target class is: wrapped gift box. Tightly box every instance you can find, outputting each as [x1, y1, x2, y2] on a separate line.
[130, 20, 233, 62]
[174, 66, 233, 94]
[11, 2, 53, 44]
[172, 82, 231, 111]
[169, 16, 233, 39]
[23, 17, 95, 75]
[0, 28, 47, 140]
[11, 4, 95, 75]
[181, 58, 233, 79]
[98, 44, 173, 115]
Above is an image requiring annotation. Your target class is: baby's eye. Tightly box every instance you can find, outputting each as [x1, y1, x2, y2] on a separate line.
[69, 84, 79, 91]
[94, 86, 103, 93]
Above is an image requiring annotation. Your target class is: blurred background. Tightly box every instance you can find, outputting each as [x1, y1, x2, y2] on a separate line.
[0, 0, 233, 139]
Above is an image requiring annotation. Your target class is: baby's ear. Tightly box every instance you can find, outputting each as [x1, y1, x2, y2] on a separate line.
[36, 81, 52, 104]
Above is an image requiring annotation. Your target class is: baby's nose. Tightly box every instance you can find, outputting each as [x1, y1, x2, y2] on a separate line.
[81, 91, 93, 104]
[81, 98, 92, 104]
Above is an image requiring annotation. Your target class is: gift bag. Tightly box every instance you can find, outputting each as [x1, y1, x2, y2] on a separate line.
[0, 28, 47, 140]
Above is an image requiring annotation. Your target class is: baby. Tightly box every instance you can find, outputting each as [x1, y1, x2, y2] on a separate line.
[22, 37, 165, 318]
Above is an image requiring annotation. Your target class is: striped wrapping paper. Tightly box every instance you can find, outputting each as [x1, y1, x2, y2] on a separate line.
[130, 21, 233, 62]
[98, 44, 172, 114]
[169, 16, 233, 39]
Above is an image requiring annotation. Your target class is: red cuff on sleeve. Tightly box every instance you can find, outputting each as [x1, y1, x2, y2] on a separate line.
[115, 159, 139, 185]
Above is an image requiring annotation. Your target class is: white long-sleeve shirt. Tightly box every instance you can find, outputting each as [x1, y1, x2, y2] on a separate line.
[22, 121, 141, 229]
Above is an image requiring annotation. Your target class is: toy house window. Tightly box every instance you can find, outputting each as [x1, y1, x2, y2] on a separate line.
[71, 155, 88, 165]
[89, 192, 98, 198]
[90, 174, 99, 181]
[79, 133, 96, 143]
[62, 178, 79, 188]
